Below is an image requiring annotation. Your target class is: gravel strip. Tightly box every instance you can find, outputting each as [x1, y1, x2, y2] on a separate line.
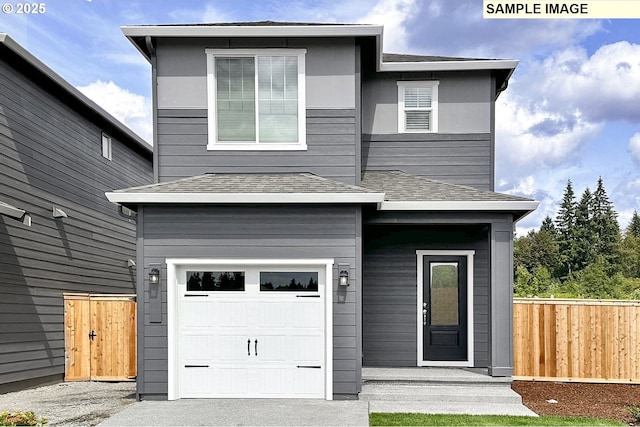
[0, 381, 136, 426]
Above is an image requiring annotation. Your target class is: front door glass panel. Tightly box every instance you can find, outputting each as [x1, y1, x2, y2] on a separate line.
[430, 262, 459, 326]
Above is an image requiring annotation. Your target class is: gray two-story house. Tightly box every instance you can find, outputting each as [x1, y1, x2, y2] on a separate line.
[107, 22, 537, 400]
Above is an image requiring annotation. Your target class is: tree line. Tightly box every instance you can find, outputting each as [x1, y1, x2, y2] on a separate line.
[514, 177, 640, 299]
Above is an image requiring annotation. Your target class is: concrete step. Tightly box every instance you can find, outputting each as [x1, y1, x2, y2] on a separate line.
[368, 400, 538, 417]
[360, 383, 523, 404]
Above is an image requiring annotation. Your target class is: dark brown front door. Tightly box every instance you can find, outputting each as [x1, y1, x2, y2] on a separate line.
[422, 255, 467, 361]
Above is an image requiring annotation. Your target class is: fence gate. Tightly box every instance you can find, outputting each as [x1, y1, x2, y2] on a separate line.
[64, 293, 136, 381]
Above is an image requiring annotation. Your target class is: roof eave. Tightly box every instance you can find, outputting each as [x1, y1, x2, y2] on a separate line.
[105, 192, 385, 204]
[379, 200, 539, 222]
[122, 24, 383, 62]
[0, 33, 152, 154]
[379, 59, 519, 72]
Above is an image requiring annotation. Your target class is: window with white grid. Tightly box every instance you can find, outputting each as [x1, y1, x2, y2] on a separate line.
[397, 81, 439, 133]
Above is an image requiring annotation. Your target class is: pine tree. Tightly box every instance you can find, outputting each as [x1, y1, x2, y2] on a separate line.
[590, 177, 620, 271]
[574, 188, 596, 270]
[627, 210, 640, 238]
[540, 215, 556, 235]
[555, 180, 578, 277]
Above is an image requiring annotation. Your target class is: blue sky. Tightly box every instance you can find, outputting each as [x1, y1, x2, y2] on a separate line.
[1, 0, 639, 233]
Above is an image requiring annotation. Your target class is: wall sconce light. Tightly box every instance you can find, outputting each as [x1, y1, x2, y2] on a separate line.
[127, 259, 136, 268]
[52, 206, 68, 218]
[339, 269, 349, 287]
[149, 268, 160, 285]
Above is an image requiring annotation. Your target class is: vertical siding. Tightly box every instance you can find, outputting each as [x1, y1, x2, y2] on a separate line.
[139, 205, 360, 398]
[156, 109, 357, 185]
[362, 224, 490, 367]
[0, 55, 153, 389]
[362, 133, 492, 190]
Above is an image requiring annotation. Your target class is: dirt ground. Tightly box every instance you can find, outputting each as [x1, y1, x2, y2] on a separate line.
[512, 380, 640, 424]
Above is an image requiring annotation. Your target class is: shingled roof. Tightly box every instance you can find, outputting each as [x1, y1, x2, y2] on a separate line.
[361, 170, 532, 203]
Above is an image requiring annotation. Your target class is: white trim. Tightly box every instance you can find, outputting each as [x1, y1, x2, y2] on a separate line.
[123, 25, 383, 38]
[106, 192, 385, 204]
[166, 258, 334, 400]
[379, 200, 540, 211]
[381, 59, 519, 72]
[416, 250, 475, 368]
[397, 81, 439, 133]
[206, 49, 307, 151]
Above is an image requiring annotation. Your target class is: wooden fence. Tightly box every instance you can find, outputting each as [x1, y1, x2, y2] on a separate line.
[64, 293, 136, 381]
[513, 298, 640, 383]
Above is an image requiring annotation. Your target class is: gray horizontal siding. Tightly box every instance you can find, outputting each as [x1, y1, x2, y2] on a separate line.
[0, 55, 153, 389]
[362, 224, 489, 367]
[139, 205, 360, 398]
[157, 109, 357, 185]
[362, 133, 492, 190]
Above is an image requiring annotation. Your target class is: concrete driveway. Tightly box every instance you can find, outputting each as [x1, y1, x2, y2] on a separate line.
[98, 399, 370, 426]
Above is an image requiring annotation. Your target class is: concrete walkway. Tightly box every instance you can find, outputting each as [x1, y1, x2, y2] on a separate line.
[99, 399, 370, 426]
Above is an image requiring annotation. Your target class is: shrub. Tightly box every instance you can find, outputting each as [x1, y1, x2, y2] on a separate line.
[0, 411, 47, 426]
[627, 405, 640, 423]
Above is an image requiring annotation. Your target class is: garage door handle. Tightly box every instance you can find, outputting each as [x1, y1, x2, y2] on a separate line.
[297, 365, 321, 369]
[184, 294, 208, 297]
[248, 339, 251, 356]
[185, 365, 209, 368]
[296, 295, 320, 298]
[254, 339, 258, 356]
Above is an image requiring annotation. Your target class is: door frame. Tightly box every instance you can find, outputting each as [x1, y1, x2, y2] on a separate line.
[165, 258, 334, 400]
[416, 250, 474, 367]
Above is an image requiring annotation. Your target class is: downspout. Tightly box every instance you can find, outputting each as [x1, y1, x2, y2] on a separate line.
[145, 36, 159, 183]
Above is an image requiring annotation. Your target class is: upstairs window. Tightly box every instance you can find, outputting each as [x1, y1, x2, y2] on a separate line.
[101, 132, 112, 160]
[206, 49, 307, 150]
[397, 81, 439, 133]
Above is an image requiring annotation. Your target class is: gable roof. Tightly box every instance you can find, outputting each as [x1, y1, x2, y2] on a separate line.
[361, 170, 538, 218]
[0, 33, 152, 157]
[105, 173, 384, 205]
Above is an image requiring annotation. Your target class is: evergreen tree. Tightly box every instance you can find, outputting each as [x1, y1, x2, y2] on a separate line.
[590, 177, 620, 271]
[574, 188, 596, 270]
[627, 210, 640, 238]
[540, 215, 556, 235]
[555, 180, 578, 277]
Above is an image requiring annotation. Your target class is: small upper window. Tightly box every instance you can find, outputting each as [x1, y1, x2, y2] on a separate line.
[206, 49, 307, 151]
[397, 81, 439, 133]
[101, 133, 112, 160]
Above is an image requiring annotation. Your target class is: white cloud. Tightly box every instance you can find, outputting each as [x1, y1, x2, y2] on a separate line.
[520, 42, 640, 123]
[77, 80, 152, 144]
[356, 0, 417, 52]
[495, 90, 602, 168]
[629, 133, 640, 163]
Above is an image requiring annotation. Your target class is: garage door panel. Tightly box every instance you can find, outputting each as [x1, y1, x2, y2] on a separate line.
[215, 367, 250, 396]
[215, 335, 252, 361]
[182, 333, 215, 361]
[256, 302, 288, 329]
[181, 301, 214, 327]
[215, 301, 249, 328]
[292, 367, 325, 396]
[182, 366, 215, 397]
[290, 334, 324, 361]
[255, 335, 287, 361]
[292, 302, 324, 328]
[255, 367, 289, 396]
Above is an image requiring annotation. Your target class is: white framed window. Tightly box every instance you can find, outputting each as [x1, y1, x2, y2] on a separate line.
[397, 81, 439, 133]
[101, 132, 112, 160]
[206, 49, 307, 151]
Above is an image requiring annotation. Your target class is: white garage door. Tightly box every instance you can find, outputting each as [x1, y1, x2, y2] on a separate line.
[171, 262, 329, 399]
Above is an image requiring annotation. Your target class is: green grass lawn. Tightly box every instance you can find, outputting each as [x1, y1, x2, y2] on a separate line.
[369, 413, 624, 426]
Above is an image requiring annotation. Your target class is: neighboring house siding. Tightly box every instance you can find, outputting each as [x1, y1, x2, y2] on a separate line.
[157, 109, 358, 185]
[362, 224, 490, 368]
[361, 133, 492, 189]
[0, 54, 152, 388]
[138, 204, 360, 398]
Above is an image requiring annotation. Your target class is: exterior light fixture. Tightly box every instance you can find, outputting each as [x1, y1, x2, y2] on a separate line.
[127, 259, 136, 268]
[339, 269, 349, 287]
[149, 268, 160, 285]
[52, 206, 68, 218]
